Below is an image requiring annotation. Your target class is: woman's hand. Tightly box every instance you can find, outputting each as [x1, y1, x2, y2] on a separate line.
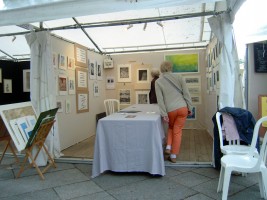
[163, 116, 169, 123]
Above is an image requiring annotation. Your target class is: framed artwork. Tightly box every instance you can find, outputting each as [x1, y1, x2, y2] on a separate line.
[164, 53, 199, 73]
[89, 60, 96, 80]
[104, 58, 113, 69]
[74, 43, 87, 68]
[136, 91, 149, 104]
[58, 54, 67, 70]
[97, 62, 103, 80]
[119, 89, 131, 105]
[3, 79, 12, 93]
[52, 52, 58, 68]
[75, 67, 88, 91]
[76, 91, 89, 113]
[67, 57, 75, 70]
[58, 74, 68, 95]
[23, 69, 30, 92]
[187, 107, 196, 120]
[188, 85, 201, 94]
[191, 95, 201, 104]
[117, 64, 131, 82]
[65, 99, 71, 114]
[56, 100, 63, 113]
[184, 76, 201, 86]
[68, 76, 76, 95]
[106, 76, 115, 90]
[137, 68, 149, 83]
[0, 68, 2, 83]
[93, 82, 100, 96]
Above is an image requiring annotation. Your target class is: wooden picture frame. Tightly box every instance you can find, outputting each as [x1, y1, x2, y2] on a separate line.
[136, 91, 149, 104]
[23, 69, 30, 92]
[75, 67, 88, 91]
[117, 64, 131, 82]
[74, 43, 88, 68]
[137, 68, 149, 83]
[76, 91, 89, 113]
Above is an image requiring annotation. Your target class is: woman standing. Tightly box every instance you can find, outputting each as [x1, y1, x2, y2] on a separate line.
[149, 69, 160, 104]
[155, 61, 193, 163]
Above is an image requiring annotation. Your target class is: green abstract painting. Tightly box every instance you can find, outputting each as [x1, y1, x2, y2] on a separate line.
[165, 54, 199, 73]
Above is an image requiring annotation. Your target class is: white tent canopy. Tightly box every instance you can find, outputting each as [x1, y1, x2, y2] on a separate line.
[0, 0, 229, 60]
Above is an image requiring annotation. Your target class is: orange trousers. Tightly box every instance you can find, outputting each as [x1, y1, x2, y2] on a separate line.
[167, 107, 188, 155]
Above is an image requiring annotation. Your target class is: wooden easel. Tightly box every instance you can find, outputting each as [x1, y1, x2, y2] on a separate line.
[17, 120, 56, 180]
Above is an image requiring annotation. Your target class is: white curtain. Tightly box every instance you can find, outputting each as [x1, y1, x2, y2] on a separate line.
[25, 31, 61, 160]
[208, 13, 244, 109]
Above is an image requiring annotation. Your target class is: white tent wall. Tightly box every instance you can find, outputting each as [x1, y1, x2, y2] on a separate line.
[108, 49, 208, 130]
[51, 36, 106, 150]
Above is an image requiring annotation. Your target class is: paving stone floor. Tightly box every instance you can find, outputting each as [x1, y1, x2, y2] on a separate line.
[0, 157, 264, 200]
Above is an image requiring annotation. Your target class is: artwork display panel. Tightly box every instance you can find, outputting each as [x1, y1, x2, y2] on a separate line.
[137, 68, 149, 83]
[119, 89, 131, 105]
[117, 64, 131, 82]
[136, 91, 149, 104]
[76, 91, 89, 113]
[23, 69, 30, 92]
[164, 53, 199, 73]
[75, 67, 88, 91]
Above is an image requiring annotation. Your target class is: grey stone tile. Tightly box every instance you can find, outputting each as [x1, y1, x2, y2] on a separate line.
[108, 177, 197, 200]
[70, 191, 116, 200]
[193, 179, 245, 200]
[164, 166, 183, 177]
[184, 193, 215, 200]
[0, 166, 14, 180]
[74, 163, 92, 177]
[92, 172, 150, 190]
[54, 180, 103, 200]
[192, 167, 220, 179]
[0, 188, 60, 200]
[170, 171, 211, 187]
[0, 168, 89, 198]
[228, 185, 263, 200]
[231, 173, 259, 187]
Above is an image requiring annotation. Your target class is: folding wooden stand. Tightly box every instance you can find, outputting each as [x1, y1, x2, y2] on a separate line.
[17, 120, 56, 180]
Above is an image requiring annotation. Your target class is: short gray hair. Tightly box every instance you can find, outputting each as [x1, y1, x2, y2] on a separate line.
[150, 69, 160, 78]
[160, 61, 173, 73]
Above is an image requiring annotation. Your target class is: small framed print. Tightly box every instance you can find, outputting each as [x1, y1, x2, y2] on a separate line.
[104, 58, 113, 69]
[58, 74, 68, 95]
[68, 76, 76, 95]
[65, 99, 71, 114]
[23, 69, 30, 92]
[187, 85, 201, 94]
[76, 91, 89, 113]
[106, 76, 115, 90]
[89, 60, 96, 80]
[93, 82, 100, 96]
[184, 76, 201, 86]
[58, 54, 67, 70]
[137, 68, 149, 83]
[191, 95, 201, 104]
[56, 100, 64, 113]
[52, 52, 58, 68]
[119, 89, 131, 105]
[187, 107, 196, 120]
[117, 64, 131, 82]
[67, 57, 75, 70]
[75, 67, 88, 91]
[136, 90, 149, 104]
[3, 79, 12, 93]
[96, 62, 103, 80]
[74, 43, 88, 68]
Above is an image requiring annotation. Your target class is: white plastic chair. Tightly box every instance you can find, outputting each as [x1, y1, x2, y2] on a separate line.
[215, 112, 258, 155]
[217, 116, 267, 200]
[104, 99, 120, 116]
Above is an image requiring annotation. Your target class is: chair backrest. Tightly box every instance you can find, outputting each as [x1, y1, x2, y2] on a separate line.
[104, 99, 120, 116]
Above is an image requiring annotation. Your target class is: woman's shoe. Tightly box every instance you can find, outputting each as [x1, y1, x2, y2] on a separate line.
[164, 149, 171, 155]
[168, 156, 176, 163]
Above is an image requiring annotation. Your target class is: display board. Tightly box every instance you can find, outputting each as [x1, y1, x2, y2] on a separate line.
[258, 95, 267, 136]
[254, 43, 267, 73]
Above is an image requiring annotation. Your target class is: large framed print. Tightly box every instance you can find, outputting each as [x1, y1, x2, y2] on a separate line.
[75, 67, 88, 91]
[76, 91, 89, 113]
[136, 91, 149, 104]
[137, 68, 149, 83]
[117, 64, 131, 82]
[164, 53, 199, 73]
[23, 69, 30, 92]
[119, 89, 131, 105]
[74, 43, 88, 68]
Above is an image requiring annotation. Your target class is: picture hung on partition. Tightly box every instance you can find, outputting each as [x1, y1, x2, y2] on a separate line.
[97, 62, 103, 80]
[136, 91, 149, 104]
[68, 76, 76, 95]
[56, 100, 63, 112]
[89, 60, 96, 80]
[58, 54, 67, 70]
[23, 69, 30, 92]
[191, 95, 201, 104]
[104, 58, 113, 69]
[52, 52, 58, 68]
[0, 68, 2, 83]
[76, 91, 89, 113]
[164, 53, 199, 73]
[67, 57, 75, 70]
[117, 64, 131, 82]
[3, 79, 12, 93]
[187, 106, 196, 120]
[93, 82, 100, 96]
[183, 75, 201, 86]
[75, 67, 88, 91]
[137, 68, 149, 83]
[65, 99, 71, 114]
[58, 74, 68, 95]
[119, 89, 131, 105]
[74, 43, 87, 68]
[187, 85, 200, 95]
[106, 76, 115, 90]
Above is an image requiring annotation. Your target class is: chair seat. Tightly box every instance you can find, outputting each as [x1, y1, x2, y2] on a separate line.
[221, 145, 258, 155]
[221, 154, 258, 171]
